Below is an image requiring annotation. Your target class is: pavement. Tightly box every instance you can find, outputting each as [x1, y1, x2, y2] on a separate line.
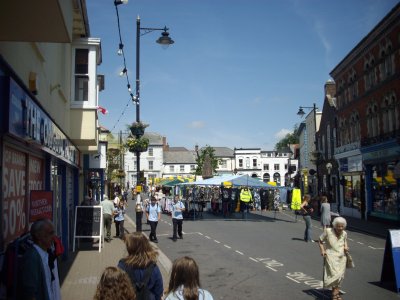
[59, 214, 171, 300]
[59, 208, 397, 300]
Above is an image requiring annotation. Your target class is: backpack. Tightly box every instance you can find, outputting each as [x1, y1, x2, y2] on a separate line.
[120, 262, 155, 300]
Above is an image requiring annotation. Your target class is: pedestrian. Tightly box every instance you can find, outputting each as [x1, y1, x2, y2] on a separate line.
[93, 266, 136, 300]
[117, 232, 164, 300]
[170, 195, 185, 241]
[20, 218, 61, 300]
[101, 195, 115, 242]
[320, 196, 331, 229]
[318, 217, 350, 300]
[165, 256, 214, 300]
[300, 194, 314, 242]
[146, 196, 161, 243]
[135, 193, 144, 232]
[114, 200, 126, 239]
[114, 192, 121, 207]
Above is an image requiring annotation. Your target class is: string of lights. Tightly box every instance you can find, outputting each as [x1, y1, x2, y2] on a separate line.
[108, 0, 136, 134]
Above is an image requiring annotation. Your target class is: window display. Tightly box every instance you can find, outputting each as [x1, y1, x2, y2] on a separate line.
[372, 162, 398, 215]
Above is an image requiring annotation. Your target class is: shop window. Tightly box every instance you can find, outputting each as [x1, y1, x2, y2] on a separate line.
[372, 162, 398, 215]
[273, 173, 281, 186]
[343, 174, 361, 209]
[263, 173, 270, 182]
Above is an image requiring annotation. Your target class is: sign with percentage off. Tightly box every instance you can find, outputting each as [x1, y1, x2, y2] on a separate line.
[2, 146, 28, 245]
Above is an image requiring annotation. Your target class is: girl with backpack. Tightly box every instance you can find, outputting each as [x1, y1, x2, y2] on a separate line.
[117, 232, 163, 300]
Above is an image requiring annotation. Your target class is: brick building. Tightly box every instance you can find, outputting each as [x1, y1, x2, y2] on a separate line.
[330, 3, 400, 222]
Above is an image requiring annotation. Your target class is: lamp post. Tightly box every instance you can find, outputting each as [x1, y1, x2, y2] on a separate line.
[134, 15, 174, 187]
[297, 103, 318, 195]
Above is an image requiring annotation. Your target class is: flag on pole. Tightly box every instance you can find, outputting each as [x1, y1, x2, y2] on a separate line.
[97, 106, 108, 115]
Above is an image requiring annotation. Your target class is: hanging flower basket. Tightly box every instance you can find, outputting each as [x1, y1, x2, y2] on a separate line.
[129, 122, 149, 137]
[125, 136, 149, 153]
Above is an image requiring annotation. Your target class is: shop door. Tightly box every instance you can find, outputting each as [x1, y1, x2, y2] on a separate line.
[51, 169, 62, 236]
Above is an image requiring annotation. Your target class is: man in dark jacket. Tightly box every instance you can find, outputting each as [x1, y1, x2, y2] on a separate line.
[21, 218, 61, 300]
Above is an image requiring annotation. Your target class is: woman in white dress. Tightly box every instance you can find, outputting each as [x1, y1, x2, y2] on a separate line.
[318, 217, 349, 300]
[320, 196, 331, 229]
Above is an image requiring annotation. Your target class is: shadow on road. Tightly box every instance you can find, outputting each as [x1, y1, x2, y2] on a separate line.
[303, 288, 331, 299]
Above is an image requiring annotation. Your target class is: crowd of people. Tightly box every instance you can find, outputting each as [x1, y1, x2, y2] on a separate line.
[94, 231, 213, 300]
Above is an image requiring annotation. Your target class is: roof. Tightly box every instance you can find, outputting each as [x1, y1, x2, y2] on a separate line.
[144, 132, 164, 145]
[164, 151, 196, 164]
[199, 147, 234, 157]
[169, 147, 189, 151]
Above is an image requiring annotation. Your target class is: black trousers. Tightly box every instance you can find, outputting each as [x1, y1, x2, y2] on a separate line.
[172, 218, 183, 239]
[115, 220, 124, 238]
[149, 220, 158, 240]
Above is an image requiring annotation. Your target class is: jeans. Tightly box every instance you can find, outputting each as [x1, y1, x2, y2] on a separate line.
[172, 218, 183, 239]
[303, 215, 312, 241]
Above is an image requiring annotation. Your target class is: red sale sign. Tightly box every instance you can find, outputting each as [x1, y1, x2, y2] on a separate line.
[2, 147, 28, 245]
[30, 191, 53, 222]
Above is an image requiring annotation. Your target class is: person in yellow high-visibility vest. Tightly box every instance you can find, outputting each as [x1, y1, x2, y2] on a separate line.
[240, 187, 252, 218]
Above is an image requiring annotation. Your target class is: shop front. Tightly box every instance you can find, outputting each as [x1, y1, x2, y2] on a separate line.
[0, 68, 80, 255]
[335, 147, 364, 219]
[362, 140, 400, 223]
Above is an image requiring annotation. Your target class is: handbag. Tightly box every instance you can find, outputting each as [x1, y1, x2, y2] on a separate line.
[345, 251, 355, 268]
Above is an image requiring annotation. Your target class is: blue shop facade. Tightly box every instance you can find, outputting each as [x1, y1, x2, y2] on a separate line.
[0, 58, 80, 255]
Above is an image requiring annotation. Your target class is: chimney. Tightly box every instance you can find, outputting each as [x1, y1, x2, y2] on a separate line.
[325, 79, 336, 97]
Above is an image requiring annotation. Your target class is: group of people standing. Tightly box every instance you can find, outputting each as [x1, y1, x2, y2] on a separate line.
[300, 193, 352, 300]
[94, 232, 213, 300]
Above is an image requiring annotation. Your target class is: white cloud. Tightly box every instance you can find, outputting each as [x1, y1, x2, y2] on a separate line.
[275, 128, 291, 139]
[189, 121, 205, 129]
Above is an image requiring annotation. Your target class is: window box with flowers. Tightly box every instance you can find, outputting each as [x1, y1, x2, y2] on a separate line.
[125, 136, 149, 153]
[129, 121, 149, 137]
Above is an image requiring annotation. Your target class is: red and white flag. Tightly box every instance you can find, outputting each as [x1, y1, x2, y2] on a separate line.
[97, 106, 108, 115]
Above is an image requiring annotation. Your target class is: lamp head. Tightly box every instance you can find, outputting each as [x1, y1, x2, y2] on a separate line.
[297, 107, 305, 117]
[156, 27, 174, 49]
[114, 0, 128, 5]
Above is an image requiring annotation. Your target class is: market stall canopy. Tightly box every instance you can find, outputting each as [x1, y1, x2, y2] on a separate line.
[179, 174, 276, 188]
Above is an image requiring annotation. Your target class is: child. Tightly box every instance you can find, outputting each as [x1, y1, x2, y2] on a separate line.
[114, 200, 126, 239]
[94, 266, 136, 300]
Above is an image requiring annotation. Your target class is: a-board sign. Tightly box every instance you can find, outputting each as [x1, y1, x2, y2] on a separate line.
[381, 229, 400, 293]
[73, 206, 103, 252]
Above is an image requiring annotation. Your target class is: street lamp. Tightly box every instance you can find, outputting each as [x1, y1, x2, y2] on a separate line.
[134, 15, 174, 187]
[297, 103, 319, 195]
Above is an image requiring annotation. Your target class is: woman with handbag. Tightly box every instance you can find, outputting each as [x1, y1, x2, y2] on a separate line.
[300, 194, 314, 242]
[318, 216, 350, 300]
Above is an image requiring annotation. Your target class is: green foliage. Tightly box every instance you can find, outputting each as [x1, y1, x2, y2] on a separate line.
[125, 136, 149, 152]
[194, 145, 220, 176]
[275, 125, 299, 151]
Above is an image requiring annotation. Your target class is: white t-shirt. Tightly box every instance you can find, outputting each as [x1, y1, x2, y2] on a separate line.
[147, 202, 161, 221]
[171, 201, 184, 219]
[165, 287, 213, 300]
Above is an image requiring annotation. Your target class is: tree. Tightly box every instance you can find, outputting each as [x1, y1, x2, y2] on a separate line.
[194, 145, 220, 177]
[275, 125, 299, 151]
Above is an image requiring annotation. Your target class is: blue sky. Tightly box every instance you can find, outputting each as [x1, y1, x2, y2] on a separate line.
[86, 0, 398, 150]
